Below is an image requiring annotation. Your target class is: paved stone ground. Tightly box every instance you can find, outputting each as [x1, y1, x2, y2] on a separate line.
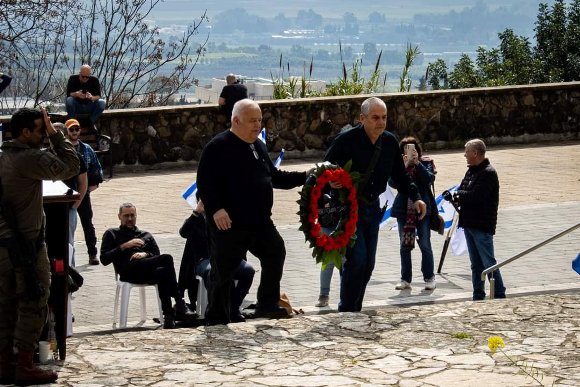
[51, 293, 580, 386]
[69, 142, 580, 330]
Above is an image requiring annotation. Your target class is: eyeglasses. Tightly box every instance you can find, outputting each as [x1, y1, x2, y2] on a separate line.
[249, 144, 259, 160]
[68, 127, 81, 132]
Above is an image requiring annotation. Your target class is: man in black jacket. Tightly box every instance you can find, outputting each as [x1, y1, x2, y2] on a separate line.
[100, 203, 195, 328]
[457, 139, 506, 300]
[65, 65, 106, 128]
[325, 97, 426, 312]
[197, 99, 308, 325]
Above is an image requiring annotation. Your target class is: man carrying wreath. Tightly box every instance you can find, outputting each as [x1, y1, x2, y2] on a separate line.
[325, 97, 427, 312]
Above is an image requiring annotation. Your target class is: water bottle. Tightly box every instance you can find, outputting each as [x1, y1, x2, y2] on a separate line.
[573, 253, 580, 275]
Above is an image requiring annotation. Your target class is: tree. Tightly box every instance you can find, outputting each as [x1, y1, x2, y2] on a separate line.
[368, 11, 386, 24]
[426, 59, 448, 90]
[399, 44, 420, 92]
[565, 0, 580, 80]
[0, 0, 78, 107]
[0, 0, 208, 111]
[534, 0, 567, 82]
[448, 54, 480, 89]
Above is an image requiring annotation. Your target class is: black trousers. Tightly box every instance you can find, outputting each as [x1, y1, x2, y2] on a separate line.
[205, 222, 285, 323]
[77, 192, 98, 256]
[118, 254, 180, 316]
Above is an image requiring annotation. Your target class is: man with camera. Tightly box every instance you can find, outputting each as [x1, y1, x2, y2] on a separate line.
[453, 139, 506, 301]
[65, 65, 106, 130]
[0, 108, 80, 385]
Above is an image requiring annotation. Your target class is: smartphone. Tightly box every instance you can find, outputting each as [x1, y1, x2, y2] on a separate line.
[406, 143, 415, 160]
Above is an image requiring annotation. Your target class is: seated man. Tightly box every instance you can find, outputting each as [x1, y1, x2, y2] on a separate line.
[65, 65, 106, 129]
[179, 196, 254, 323]
[100, 202, 195, 328]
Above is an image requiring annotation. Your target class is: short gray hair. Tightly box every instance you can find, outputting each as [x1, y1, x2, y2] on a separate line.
[361, 97, 387, 116]
[53, 122, 66, 135]
[231, 98, 258, 120]
[465, 139, 486, 155]
[118, 202, 136, 214]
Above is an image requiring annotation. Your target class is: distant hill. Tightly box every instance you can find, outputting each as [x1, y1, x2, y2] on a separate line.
[153, 0, 552, 24]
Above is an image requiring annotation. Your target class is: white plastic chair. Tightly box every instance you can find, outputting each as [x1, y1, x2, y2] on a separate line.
[195, 275, 208, 318]
[112, 273, 164, 329]
[195, 275, 238, 319]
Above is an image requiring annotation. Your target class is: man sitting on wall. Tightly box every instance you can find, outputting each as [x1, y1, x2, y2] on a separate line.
[65, 65, 106, 130]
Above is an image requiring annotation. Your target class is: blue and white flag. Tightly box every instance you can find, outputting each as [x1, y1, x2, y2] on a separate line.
[435, 184, 468, 256]
[274, 149, 285, 168]
[182, 128, 283, 209]
[379, 185, 396, 229]
[181, 181, 198, 209]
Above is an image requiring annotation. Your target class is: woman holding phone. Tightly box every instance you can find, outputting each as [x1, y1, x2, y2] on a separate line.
[389, 136, 437, 291]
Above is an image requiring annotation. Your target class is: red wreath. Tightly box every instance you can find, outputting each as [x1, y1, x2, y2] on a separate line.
[298, 164, 359, 268]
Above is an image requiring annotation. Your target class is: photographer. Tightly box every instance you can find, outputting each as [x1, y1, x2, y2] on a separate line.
[389, 137, 437, 291]
[456, 139, 506, 301]
[65, 65, 106, 130]
[0, 107, 79, 385]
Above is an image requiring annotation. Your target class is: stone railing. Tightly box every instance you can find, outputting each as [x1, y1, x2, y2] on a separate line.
[1, 82, 579, 167]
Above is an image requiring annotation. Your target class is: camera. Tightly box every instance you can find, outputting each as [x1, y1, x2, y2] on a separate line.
[442, 190, 460, 211]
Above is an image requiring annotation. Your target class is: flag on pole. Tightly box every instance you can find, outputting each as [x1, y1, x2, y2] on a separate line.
[181, 181, 198, 209]
[379, 185, 396, 229]
[182, 128, 283, 209]
[435, 184, 468, 255]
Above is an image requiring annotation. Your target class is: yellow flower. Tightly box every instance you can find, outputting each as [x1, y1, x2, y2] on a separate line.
[487, 336, 505, 354]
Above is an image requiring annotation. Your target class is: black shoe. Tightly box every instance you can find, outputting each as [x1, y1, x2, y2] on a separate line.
[205, 318, 229, 326]
[163, 316, 176, 329]
[254, 306, 291, 319]
[88, 255, 99, 265]
[230, 312, 246, 323]
[174, 300, 198, 321]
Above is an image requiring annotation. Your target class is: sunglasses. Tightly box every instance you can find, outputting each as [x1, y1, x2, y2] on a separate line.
[79, 75, 90, 79]
[68, 127, 81, 132]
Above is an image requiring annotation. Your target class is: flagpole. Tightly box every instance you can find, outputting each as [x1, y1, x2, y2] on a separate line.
[437, 212, 458, 273]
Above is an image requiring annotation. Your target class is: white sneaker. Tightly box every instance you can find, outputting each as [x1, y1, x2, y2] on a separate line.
[425, 279, 437, 290]
[395, 281, 412, 290]
[315, 295, 329, 307]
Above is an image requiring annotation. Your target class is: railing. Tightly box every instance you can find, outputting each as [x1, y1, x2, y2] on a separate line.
[482, 222, 580, 299]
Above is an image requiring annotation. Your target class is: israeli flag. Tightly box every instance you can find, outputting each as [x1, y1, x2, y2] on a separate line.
[274, 149, 285, 168]
[435, 184, 468, 256]
[378, 185, 396, 229]
[259, 127, 266, 144]
[434, 184, 459, 230]
[181, 181, 198, 209]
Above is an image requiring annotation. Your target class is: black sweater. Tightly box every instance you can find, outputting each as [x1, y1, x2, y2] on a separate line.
[197, 130, 306, 227]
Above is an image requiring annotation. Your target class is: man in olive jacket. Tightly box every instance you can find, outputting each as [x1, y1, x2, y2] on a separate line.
[0, 108, 80, 385]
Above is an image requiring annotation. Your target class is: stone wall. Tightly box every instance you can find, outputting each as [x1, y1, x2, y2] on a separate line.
[2, 82, 579, 166]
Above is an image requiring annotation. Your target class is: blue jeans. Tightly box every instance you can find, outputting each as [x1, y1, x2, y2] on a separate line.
[319, 262, 334, 297]
[197, 258, 255, 314]
[396, 217, 434, 283]
[339, 200, 382, 312]
[65, 97, 106, 124]
[464, 227, 506, 300]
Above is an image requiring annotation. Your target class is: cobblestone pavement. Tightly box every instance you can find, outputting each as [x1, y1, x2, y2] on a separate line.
[52, 293, 580, 386]
[33, 142, 580, 386]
